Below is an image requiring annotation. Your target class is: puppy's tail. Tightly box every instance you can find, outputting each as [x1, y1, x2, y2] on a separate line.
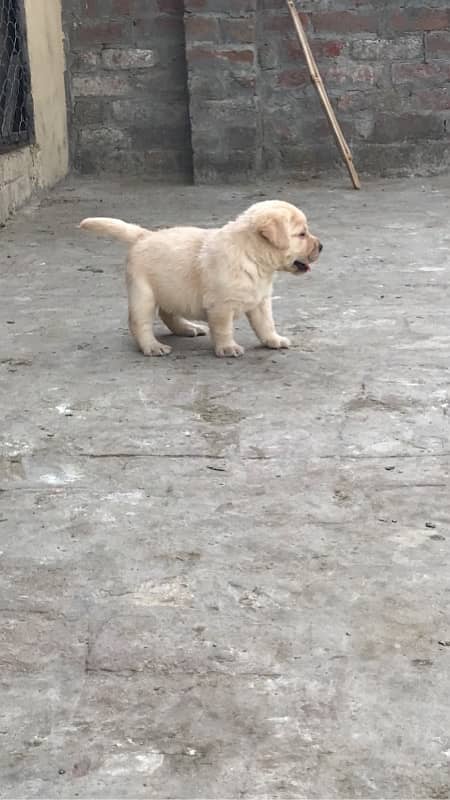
[79, 217, 146, 244]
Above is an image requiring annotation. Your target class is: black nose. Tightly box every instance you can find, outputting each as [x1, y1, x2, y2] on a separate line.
[319, 242, 323, 253]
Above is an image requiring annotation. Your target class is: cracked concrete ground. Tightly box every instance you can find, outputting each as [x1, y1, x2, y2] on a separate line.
[1, 174, 450, 799]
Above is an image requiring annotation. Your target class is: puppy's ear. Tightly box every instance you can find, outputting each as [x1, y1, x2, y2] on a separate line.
[259, 214, 290, 250]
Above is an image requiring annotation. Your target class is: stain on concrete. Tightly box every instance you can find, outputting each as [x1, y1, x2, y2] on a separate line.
[192, 386, 244, 425]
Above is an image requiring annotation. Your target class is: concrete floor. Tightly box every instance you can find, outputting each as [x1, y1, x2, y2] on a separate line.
[1, 174, 450, 799]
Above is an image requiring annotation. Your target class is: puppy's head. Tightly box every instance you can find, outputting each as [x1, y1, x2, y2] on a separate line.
[243, 200, 322, 274]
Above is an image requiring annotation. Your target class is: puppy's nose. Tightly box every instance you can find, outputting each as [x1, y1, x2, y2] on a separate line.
[319, 242, 323, 253]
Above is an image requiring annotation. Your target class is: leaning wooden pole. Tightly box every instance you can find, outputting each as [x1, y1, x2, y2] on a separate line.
[285, 0, 361, 190]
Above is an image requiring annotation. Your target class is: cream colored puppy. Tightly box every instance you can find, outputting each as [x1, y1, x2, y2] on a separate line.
[80, 200, 322, 358]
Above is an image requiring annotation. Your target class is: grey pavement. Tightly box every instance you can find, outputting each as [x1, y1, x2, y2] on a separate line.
[1, 175, 450, 799]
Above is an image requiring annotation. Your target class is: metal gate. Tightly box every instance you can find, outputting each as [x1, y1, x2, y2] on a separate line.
[0, 0, 33, 153]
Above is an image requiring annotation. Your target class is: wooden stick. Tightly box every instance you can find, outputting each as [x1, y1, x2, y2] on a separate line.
[285, 0, 361, 190]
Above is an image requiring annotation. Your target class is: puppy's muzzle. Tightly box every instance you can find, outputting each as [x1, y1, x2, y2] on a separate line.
[293, 260, 310, 273]
[294, 241, 323, 273]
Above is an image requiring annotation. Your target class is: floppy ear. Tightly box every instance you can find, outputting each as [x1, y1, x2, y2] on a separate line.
[259, 214, 290, 250]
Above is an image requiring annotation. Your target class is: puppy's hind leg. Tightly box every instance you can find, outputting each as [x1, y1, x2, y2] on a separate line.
[127, 277, 171, 356]
[159, 310, 207, 338]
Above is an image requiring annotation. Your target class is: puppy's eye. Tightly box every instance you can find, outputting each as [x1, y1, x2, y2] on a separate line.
[298, 232, 306, 238]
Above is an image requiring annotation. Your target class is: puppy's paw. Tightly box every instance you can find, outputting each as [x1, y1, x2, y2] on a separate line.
[265, 335, 291, 350]
[173, 322, 207, 337]
[142, 342, 172, 356]
[190, 324, 207, 337]
[215, 342, 245, 358]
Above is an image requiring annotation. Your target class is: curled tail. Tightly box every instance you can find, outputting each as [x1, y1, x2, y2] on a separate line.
[79, 217, 146, 244]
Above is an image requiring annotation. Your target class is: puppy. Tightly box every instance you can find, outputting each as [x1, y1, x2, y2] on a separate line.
[80, 200, 322, 358]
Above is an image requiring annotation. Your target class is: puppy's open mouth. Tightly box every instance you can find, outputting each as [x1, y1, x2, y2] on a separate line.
[293, 260, 310, 274]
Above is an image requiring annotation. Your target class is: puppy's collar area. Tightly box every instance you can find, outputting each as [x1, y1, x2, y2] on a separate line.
[293, 260, 310, 273]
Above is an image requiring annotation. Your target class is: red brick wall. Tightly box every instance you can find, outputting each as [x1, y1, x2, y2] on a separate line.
[184, 0, 260, 181]
[63, 0, 193, 179]
[184, 0, 450, 182]
[63, 0, 450, 181]
[259, 0, 450, 179]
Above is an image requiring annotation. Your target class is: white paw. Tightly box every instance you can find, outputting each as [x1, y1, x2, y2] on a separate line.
[190, 324, 207, 337]
[142, 342, 172, 356]
[215, 342, 245, 358]
[265, 335, 291, 349]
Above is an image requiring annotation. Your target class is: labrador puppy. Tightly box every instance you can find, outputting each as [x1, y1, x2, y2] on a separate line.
[80, 200, 322, 358]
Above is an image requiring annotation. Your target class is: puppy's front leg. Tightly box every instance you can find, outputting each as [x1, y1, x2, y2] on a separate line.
[208, 309, 244, 358]
[246, 296, 290, 350]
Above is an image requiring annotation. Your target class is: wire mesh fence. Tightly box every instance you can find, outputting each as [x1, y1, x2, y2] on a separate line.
[0, 0, 33, 153]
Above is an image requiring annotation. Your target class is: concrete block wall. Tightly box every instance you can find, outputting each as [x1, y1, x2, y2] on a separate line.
[63, 0, 193, 179]
[62, 0, 450, 182]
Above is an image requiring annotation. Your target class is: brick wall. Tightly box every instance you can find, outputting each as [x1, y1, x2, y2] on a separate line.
[63, 0, 450, 182]
[185, 0, 450, 182]
[184, 0, 260, 182]
[258, 0, 450, 180]
[63, 0, 193, 179]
